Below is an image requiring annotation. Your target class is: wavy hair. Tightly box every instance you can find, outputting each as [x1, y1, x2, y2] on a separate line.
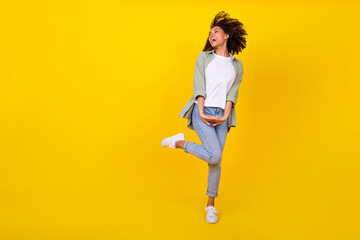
[203, 11, 247, 55]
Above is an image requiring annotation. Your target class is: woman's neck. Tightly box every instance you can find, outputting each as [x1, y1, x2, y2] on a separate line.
[214, 48, 229, 58]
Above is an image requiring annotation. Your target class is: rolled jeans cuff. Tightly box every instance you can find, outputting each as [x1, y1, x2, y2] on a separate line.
[183, 141, 190, 153]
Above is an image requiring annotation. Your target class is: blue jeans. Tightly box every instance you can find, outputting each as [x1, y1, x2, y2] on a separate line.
[183, 103, 228, 198]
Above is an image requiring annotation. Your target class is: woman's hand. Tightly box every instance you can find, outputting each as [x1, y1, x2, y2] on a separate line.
[208, 116, 228, 126]
[208, 101, 232, 126]
[196, 96, 229, 126]
[199, 113, 228, 126]
[199, 112, 215, 126]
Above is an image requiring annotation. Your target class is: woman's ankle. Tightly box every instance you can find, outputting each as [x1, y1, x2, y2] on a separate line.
[207, 197, 215, 206]
[175, 140, 185, 149]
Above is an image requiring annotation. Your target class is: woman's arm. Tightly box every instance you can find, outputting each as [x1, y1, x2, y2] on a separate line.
[211, 100, 232, 126]
[211, 61, 244, 126]
[196, 96, 205, 116]
[226, 61, 244, 107]
[193, 53, 207, 100]
[223, 100, 232, 119]
[196, 96, 214, 126]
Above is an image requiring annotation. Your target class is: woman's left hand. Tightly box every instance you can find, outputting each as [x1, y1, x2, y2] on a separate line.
[207, 116, 228, 126]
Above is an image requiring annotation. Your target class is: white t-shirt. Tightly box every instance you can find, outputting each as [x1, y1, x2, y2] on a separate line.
[195, 53, 236, 109]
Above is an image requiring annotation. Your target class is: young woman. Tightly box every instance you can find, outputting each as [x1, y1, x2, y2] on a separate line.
[161, 11, 247, 224]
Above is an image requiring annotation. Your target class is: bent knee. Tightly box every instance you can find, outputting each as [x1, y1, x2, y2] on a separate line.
[209, 152, 222, 164]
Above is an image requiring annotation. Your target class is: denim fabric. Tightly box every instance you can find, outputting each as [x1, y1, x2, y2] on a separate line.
[183, 103, 228, 198]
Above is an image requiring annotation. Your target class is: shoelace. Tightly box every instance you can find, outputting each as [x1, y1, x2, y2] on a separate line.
[206, 207, 219, 215]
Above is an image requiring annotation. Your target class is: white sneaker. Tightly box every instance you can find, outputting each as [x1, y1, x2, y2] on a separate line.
[205, 205, 219, 223]
[161, 133, 185, 150]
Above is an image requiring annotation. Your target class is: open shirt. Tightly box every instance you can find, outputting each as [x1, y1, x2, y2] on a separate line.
[178, 49, 244, 133]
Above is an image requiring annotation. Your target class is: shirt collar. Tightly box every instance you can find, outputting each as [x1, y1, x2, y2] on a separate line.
[208, 49, 235, 61]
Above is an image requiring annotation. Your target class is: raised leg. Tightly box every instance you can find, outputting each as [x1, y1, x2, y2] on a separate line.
[183, 105, 223, 165]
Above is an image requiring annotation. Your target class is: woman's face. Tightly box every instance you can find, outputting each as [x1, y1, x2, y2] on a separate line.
[208, 26, 229, 48]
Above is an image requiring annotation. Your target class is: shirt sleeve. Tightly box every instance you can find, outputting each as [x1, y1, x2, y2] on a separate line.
[193, 52, 207, 100]
[226, 60, 244, 107]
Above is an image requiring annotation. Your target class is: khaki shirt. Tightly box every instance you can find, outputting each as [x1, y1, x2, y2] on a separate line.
[178, 49, 244, 133]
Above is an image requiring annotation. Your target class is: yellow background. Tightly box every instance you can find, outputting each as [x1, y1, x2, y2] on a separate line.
[1, 0, 359, 239]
